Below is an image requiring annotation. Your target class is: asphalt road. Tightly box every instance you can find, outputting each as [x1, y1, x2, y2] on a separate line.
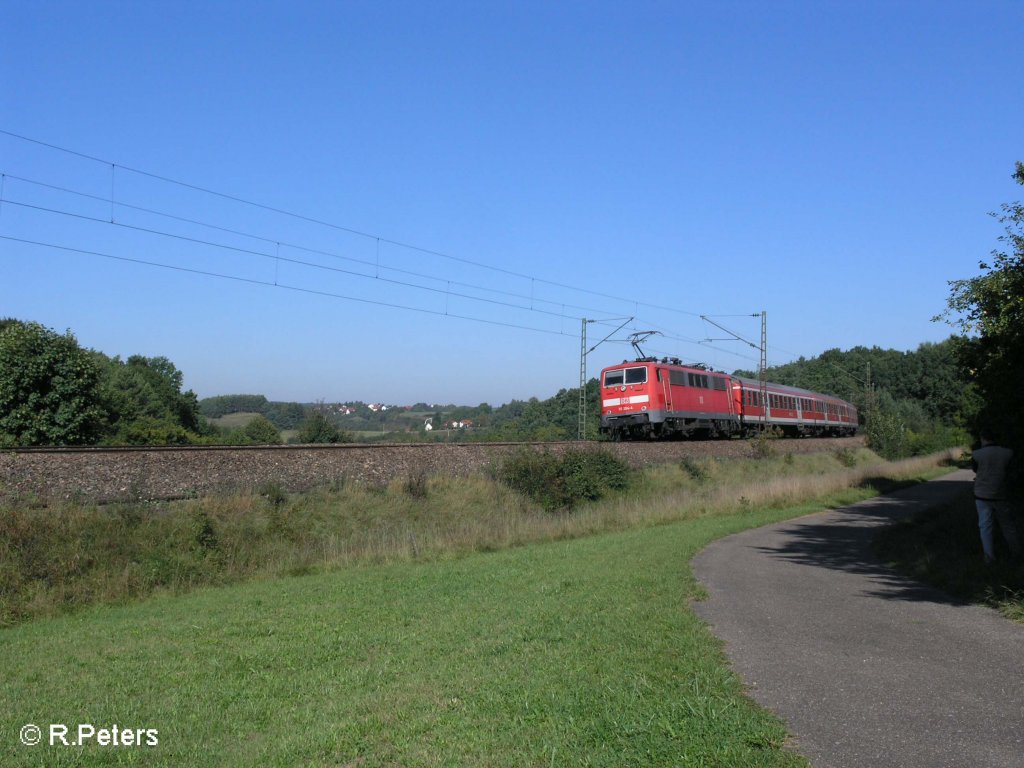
[692, 470, 1024, 768]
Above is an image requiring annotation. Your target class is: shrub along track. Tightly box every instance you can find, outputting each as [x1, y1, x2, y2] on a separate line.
[0, 436, 865, 504]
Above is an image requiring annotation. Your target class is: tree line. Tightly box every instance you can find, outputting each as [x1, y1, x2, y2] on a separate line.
[734, 338, 975, 459]
[0, 319, 203, 447]
[0, 322, 348, 447]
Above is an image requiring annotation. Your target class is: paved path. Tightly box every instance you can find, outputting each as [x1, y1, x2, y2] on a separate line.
[692, 470, 1024, 768]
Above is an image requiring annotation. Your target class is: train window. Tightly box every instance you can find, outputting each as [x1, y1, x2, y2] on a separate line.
[711, 376, 726, 391]
[669, 370, 687, 387]
[687, 373, 709, 388]
[603, 370, 624, 387]
[624, 367, 648, 385]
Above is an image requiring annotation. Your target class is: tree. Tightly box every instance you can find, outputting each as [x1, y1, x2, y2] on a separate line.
[98, 354, 202, 444]
[0, 320, 106, 446]
[296, 402, 350, 444]
[263, 401, 306, 429]
[939, 162, 1024, 448]
[242, 415, 282, 445]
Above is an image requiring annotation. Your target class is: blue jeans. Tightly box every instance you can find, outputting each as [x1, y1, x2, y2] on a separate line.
[976, 498, 1021, 562]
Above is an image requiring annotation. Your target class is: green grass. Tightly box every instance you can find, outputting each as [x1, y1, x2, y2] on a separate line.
[2, 509, 815, 767]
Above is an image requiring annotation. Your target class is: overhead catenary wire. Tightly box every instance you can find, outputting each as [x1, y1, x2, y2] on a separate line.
[1, 191, 723, 357]
[0, 234, 568, 338]
[1, 128, 795, 369]
[0, 171, 628, 321]
[0, 128, 704, 319]
[0, 201, 775, 370]
[0, 197, 587, 324]
[0, 173, 761, 365]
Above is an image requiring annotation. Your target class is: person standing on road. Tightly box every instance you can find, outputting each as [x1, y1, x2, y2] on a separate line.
[972, 431, 1021, 563]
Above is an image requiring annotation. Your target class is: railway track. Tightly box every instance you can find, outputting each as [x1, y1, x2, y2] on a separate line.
[1, 436, 865, 504]
[4, 441, 534, 454]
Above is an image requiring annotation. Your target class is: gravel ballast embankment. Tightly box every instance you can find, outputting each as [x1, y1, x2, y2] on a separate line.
[0, 437, 866, 504]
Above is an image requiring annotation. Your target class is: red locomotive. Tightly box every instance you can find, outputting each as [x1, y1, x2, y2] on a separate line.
[599, 357, 858, 440]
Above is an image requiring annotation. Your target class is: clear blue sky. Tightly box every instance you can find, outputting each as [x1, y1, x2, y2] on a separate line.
[2, 0, 1022, 405]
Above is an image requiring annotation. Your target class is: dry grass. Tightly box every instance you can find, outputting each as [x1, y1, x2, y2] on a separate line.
[0, 447, 956, 626]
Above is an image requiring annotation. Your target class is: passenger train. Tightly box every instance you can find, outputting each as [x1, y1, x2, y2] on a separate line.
[599, 357, 858, 440]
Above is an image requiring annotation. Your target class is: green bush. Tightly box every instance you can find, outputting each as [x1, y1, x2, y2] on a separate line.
[865, 411, 908, 460]
[906, 425, 970, 456]
[296, 405, 350, 444]
[498, 448, 631, 512]
[0, 321, 106, 445]
[242, 415, 282, 445]
[108, 416, 197, 446]
[749, 430, 779, 459]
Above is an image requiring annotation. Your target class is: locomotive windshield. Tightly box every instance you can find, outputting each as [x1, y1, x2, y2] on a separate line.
[604, 367, 647, 387]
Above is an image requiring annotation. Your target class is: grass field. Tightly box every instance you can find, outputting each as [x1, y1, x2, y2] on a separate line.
[209, 412, 263, 429]
[209, 411, 298, 442]
[1, 449, 957, 766]
[2, 508, 821, 767]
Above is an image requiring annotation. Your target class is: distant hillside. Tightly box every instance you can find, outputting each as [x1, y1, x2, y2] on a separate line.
[198, 385, 603, 443]
[199, 395, 306, 430]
